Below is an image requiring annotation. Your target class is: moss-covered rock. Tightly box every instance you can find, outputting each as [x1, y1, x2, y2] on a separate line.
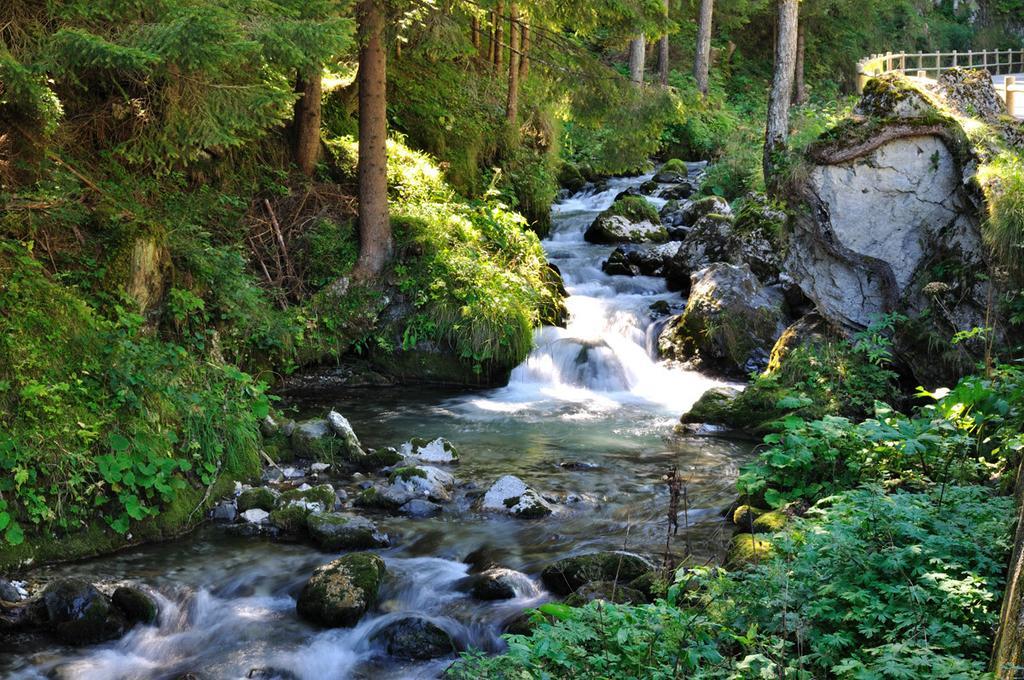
[111, 586, 158, 626]
[361, 447, 404, 470]
[654, 158, 689, 183]
[237, 487, 278, 513]
[558, 163, 587, 193]
[269, 505, 311, 537]
[584, 197, 668, 245]
[307, 513, 390, 551]
[751, 510, 789, 534]
[626, 571, 669, 602]
[478, 475, 554, 518]
[356, 465, 454, 510]
[401, 437, 459, 464]
[296, 553, 387, 628]
[540, 552, 653, 596]
[731, 505, 768, 532]
[725, 533, 774, 569]
[42, 579, 126, 645]
[659, 263, 788, 376]
[564, 581, 645, 606]
[277, 484, 336, 513]
[680, 386, 743, 427]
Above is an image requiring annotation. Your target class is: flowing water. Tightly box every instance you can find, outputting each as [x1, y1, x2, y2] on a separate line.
[1, 170, 753, 680]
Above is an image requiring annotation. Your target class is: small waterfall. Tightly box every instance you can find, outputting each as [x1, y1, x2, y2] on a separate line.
[471, 171, 725, 416]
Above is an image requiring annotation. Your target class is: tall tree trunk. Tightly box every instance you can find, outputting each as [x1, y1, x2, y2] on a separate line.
[353, 0, 391, 279]
[493, 0, 504, 72]
[793, 18, 808, 105]
[763, 0, 798, 195]
[629, 37, 645, 86]
[471, 15, 481, 52]
[658, 0, 670, 85]
[293, 72, 323, 177]
[694, 0, 714, 95]
[506, 3, 521, 124]
[519, 23, 530, 78]
[488, 10, 497, 63]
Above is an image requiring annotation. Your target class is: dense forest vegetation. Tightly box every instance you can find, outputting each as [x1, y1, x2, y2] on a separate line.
[2, 0, 1024, 678]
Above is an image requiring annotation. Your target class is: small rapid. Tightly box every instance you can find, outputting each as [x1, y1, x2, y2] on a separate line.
[467, 171, 725, 417]
[2, 168, 751, 680]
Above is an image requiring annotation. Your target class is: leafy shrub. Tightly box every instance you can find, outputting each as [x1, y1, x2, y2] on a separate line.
[737, 363, 1024, 509]
[0, 241, 267, 545]
[712, 485, 1013, 677]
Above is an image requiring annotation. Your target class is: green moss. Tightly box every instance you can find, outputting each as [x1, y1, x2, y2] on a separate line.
[606, 196, 661, 225]
[277, 484, 336, 511]
[659, 158, 688, 175]
[0, 476, 236, 573]
[269, 505, 311, 536]
[237, 487, 277, 513]
[359, 447, 404, 471]
[751, 510, 788, 534]
[388, 466, 427, 484]
[732, 505, 767, 531]
[725, 533, 774, 569]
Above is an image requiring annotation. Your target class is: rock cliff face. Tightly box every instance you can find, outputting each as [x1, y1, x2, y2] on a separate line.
[782, 72, 1008, 386]
[786, 134, 984, 330]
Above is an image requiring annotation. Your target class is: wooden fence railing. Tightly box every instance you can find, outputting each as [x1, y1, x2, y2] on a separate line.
[856, 49, 1024, 117]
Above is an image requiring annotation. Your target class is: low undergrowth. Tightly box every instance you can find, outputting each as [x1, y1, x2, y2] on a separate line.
[453, 362, 1024, 678]
[0, 242, 268, 547]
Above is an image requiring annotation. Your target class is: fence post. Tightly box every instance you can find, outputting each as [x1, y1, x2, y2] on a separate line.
[1007, 76, 1018, 117]
[952, 50, 958, 68]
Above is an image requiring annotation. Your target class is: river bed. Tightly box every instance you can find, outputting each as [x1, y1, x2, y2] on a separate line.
[1, 170, 753, 680]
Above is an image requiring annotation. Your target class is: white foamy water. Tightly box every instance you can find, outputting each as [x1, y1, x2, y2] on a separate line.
[465, 172, 726, 417]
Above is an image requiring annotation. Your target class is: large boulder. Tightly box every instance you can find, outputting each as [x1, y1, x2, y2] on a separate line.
[584, 197, 668, 245]
[478, 475, 553, 519]
[296, 553, 387, 628]
[584, 214, 668, 245]
[41, 579, 126, 645]
[540, 552, 653, 596]
[602, 243, 681, 279]
[659, 264, 788, 376]
[307, 513, 390, 551]
[666, 214, 735, 291]
[785, 73, 1002, 386]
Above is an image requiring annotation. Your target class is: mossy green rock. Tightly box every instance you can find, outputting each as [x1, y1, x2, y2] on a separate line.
[277, 484, 336, 512]
[307, 513, 390, 551]
[681, 387, 743, 426]
[725, 533, 774, 569]
[731, 505, 767, 532]
[359, 447, 404, 471]
[627, 571, 669, 602]
[558, 163, 586, 193]
[112, 586, 158, 625]
[237, 487, 278, 513]
[654, 158, 688, 183]
[541, 552, 653, 596]
[296, 553, 387, 628]
[42, 579, 126, 645]
[751, 510, 789, 534]
[269, 505, 311, 536]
